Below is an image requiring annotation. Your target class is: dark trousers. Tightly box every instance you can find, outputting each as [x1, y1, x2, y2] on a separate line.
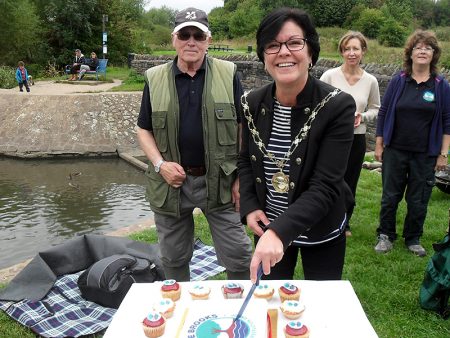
[257, 232, 346, 280]
[19, 81, 30, 92]
[344, 134, 366, 228]
[377, 147, 436, 245]
[70, 64, 81, 74]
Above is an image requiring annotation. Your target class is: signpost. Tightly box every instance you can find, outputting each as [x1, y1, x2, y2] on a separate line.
[102, 14, 108, 59]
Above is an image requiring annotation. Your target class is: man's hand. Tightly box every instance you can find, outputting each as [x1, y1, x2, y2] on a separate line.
[354, 112, 362, 128]
[375, 137, 384, 162]
[159, 161, 186, 188]
[231, 178, 240, 212]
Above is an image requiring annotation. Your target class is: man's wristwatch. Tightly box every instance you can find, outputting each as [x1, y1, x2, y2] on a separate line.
[440, 152, 448, 158]
[154, 159, 165, 173]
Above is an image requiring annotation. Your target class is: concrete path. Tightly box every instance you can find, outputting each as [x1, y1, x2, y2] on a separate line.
[0, 79, 123, 95]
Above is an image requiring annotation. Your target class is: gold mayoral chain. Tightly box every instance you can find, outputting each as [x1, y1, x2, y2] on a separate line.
[241, 88, 341, 193]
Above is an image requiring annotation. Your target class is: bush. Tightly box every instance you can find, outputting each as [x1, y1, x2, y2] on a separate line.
[354, 8, 385, 39]
[343, 4, 366, 29]
[0, 66, 17, 89]
[378, 19, 408, 47]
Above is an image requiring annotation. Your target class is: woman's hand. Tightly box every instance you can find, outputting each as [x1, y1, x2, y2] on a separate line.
[435, 155, 448, 171]
[246, 210, 270, 237]
[375, 137, 384, 162]
[354, 112, 362, 128]
[250, 229, 284, 283]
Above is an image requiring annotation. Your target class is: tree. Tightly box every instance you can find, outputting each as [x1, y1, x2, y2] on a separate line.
[310, 0, 357, 27]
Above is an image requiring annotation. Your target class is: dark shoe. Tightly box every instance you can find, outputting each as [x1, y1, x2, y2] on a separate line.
[407, 244, 426, 257]
[374, 234, 393, 253]
[20, 89, 23, 92]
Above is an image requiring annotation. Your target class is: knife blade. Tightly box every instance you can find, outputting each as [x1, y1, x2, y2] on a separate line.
[233, 263, 264, 323]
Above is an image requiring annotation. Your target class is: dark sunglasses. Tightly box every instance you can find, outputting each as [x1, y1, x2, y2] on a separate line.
[176, 31, 208, 42]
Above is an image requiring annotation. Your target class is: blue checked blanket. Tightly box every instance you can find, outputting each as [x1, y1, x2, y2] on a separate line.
[0, 238, 225, 338]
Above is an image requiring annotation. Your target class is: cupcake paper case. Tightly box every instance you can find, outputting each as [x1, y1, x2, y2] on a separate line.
[142, 311, 166, 338]
[221, 282, 244, 299]
[278, 282, 300, 302]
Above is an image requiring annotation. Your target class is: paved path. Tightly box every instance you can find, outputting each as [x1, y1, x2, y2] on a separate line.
[0, 79, 123, 95]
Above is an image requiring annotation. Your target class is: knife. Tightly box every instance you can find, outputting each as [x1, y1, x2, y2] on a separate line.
[233, 263, 264, 323]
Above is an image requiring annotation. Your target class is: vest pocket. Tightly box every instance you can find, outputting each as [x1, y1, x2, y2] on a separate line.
[144, 168, 169, 208]
[152, 111, 168, 153]
[215, 103, 237, 146]
[219, 160, 237, 204]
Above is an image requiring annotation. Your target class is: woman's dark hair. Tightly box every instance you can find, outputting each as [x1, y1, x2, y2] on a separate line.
[403, 29, 441, 76]
[256, 7, 320, 66]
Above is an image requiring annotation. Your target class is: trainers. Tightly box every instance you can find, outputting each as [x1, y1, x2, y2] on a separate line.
[374, 234, 393, 253]
[407, 244, 426, 257]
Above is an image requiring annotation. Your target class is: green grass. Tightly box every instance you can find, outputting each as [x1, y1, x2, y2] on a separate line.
[1, 169, 449, 337]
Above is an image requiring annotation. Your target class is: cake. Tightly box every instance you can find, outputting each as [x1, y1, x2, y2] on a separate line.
[280, 300, 305, 319]
[153, 298, 175, 318]
[284, 320, 309, 338]
[142, 311, 166, 338]
[278, 282, 300, 302]
[161, 279, 181, 301]
[188, 284, 211, 300]
[221, 282, 244, 299]
[253, 283, 275, 300]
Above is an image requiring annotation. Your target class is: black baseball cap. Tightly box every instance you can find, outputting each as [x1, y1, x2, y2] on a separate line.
[173, 7, 209, 33]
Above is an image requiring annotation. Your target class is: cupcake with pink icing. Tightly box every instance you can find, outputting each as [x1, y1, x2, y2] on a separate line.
[284, 320, 309, 338]
[161, 279, 181, 301]
[278, 282, 300, 302]
[142, 311, 166, 338]
[221, 282, 244, 299]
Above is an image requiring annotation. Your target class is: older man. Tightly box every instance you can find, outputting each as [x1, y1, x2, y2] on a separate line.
[137, 7, 252, 281]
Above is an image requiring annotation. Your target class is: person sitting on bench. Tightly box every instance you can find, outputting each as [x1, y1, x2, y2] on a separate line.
[78, 52, 99, 80]
[68, 49, 85, 81]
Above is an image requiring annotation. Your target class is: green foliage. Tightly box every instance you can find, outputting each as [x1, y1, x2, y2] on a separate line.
[228, 1, 263, 38]
[310, 0, 357, 27]
[378, 18, 407, 47]
[354, 8, 385, 39]
[209, 8, 232, 40]
[0, 66, 17, 89]
[380, 0, 413, 28]
[343, 4, 366, 29]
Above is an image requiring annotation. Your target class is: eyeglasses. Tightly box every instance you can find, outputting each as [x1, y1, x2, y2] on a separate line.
[176, 31, 208, 42]
[412, 47, 434, 53]
[264, 37, 308, 55]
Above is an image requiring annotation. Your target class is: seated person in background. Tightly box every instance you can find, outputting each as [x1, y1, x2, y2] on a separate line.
[78, 52, 99, 80]
[68, 49, 85, 81]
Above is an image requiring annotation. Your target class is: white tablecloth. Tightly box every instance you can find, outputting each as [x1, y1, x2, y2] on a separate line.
[104, 280, 378, 338]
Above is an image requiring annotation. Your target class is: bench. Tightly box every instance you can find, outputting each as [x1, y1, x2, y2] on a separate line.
[209, 44, 233, 52]
[65, 58, 108, 80]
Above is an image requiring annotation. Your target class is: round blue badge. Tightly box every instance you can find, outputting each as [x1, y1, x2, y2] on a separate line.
[423, 91, 435, 102]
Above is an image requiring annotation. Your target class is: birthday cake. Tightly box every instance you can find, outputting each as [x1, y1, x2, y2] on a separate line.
[181, 299, 268, 338]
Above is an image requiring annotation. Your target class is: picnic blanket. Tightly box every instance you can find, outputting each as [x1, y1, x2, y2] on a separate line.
[0, 238, 225, 338]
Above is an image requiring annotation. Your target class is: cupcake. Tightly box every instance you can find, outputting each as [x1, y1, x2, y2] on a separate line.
[253, 283, 275, 300]
[221, 282, 244, 299]
[188, 284, 211, 300]
[161, 279, 181, 301]
[153, 298, 175, 318]
[284, 320, 309, 338]
[278, 282, 300, 302]
[142, 311, 166, 338]
[280, 300, 305, 319]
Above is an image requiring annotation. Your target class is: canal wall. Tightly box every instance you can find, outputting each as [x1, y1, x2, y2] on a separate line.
[0, 92, 142, 158]
[1, 55, 448, 158]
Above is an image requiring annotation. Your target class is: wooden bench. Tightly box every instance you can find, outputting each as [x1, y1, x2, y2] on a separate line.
[65, 59, 108, 80]
[209, 44, 233, 52]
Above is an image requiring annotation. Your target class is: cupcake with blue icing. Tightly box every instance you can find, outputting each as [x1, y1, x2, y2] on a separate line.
[253, 283, 275, 300]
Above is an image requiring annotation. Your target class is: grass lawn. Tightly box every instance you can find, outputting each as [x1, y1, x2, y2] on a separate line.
[2, 168, 448, 337]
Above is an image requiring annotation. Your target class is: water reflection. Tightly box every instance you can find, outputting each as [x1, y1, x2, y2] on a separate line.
[0, 157, 153, 269]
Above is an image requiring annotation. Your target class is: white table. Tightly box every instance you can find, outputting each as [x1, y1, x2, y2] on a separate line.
[104, 280, 378, 338]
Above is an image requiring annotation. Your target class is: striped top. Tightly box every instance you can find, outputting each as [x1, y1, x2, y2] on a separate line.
[264, 100, 346, 246]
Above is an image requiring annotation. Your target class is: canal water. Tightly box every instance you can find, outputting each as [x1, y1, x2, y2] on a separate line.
[0, 157, 153, 270]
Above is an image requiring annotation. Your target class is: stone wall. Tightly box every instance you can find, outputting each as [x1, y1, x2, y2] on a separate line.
[129, 53, 408, 150]
[0, 92, 142, 158]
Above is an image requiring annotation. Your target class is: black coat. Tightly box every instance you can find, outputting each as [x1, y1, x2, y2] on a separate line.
[238, 76, 356, 248]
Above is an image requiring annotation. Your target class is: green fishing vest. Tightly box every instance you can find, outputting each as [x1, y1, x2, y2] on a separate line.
[144, 57, 239, 217]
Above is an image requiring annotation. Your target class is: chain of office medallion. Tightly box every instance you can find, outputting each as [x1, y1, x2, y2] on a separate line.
[241, 88, 341, 170]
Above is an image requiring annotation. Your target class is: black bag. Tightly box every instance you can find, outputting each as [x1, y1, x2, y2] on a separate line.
[77, 254, 164, 308]
[419, 234, 450, 319]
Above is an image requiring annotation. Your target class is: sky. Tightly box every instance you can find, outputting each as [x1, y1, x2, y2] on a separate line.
[145, 0, 224, 14]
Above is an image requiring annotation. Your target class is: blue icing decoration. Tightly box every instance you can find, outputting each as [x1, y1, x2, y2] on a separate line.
[164, 279, 176, 285]
[288, 321, 303, 328]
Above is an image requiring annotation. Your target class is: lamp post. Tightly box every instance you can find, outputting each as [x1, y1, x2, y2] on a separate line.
[102, 14, 108, 59]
